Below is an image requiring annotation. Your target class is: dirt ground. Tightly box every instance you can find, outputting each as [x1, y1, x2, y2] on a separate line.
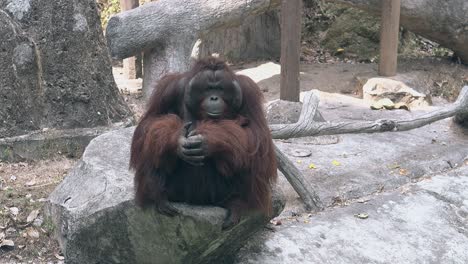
[0, 159, 75, 263]
[0, 56, 467, 263]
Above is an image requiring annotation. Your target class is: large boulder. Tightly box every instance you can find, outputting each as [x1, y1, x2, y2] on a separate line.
[362, 78, 430, 108]
[322, 7, 381, 61]
[45, 127, 285, 264]
[198, 10, 280, 63]
[326, 0, 468, 64]
[0, 0, 131, 138]
[0, 10, 42, 137]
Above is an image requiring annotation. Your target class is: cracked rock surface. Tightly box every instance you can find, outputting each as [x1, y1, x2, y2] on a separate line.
[235, 166, 468, 263]
[45, 127, 285, 264]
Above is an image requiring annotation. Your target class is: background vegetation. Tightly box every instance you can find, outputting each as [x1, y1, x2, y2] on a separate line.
[97, 0, 153, 28]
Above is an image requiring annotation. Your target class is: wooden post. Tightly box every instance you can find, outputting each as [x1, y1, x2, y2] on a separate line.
[378, 0, 401, 77]
[120, 0, 142, 79]
[280, 0, 302, 102]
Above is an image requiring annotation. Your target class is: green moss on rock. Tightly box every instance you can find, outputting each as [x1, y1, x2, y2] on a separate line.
[322, 7, 381, 61]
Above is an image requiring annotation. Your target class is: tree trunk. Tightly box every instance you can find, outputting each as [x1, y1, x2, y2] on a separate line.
[270, 87, 468, 139]
[120, 0, 142, 79]
[0, 0, 131, 138]
[197, 10, 281, 63]
[378, 0, 400, 76]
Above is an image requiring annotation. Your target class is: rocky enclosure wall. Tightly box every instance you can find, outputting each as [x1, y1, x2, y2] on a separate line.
[0, 0, 131, 138]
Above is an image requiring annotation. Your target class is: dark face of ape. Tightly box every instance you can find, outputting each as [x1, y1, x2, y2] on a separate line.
[184, 69, 242, 119]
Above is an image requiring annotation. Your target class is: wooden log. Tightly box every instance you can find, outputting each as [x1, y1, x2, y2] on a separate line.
[120, 0, 142, 79]
[275, 144, 323, 211]
[454, 86, 468, 127]
[270, 87, 467, 211]
[378, 0, 400, 76]
[271, 90, 320, 139]
[270, 87, 468, 139]
[106, 0, 281, 60]
[280, 0, 302, 102]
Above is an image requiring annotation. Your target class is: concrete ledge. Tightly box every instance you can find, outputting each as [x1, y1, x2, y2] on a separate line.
[0, 120, 133, 162]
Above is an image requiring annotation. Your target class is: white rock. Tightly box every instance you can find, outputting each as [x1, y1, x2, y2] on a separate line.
[362, 78, 429, 108]
[9, 207, 19, 216]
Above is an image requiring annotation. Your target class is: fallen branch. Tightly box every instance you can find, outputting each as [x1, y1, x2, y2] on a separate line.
[271, 86, 467, 211]
[274, 145, 323, 211]
[106, 0, 281, 59]
[271, 86, 468, 139]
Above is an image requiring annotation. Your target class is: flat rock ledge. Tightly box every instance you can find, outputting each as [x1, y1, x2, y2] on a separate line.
[234, 166, 468, 263]
[44, 127, 285, 264]
[0, 121, 133, 162]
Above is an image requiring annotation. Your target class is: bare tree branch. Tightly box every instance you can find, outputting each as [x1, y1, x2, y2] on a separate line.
[271, 86, 467, 211]
[275, 145, 323, 211]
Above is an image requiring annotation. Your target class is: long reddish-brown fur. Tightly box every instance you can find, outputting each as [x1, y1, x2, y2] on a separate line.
[130, 57, 277, 221]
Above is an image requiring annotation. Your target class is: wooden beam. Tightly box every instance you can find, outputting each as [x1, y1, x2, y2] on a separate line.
[120, 0, 142, 79]
[378, 0, 401, 76]
[280, 0, 302, 102]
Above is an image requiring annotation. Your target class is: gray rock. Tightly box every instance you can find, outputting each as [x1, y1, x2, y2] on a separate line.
[322, 7, 380, 60]
[45, 127, 285, 264]
[266, 96, 325, 125]
[4, 0, 30, 20]
[235, 166, 468, 263]
[327, 0, 468, 64]
[266, 100, 302, 124]
[198, 10, 280, 63]
[0, 0, 131, 138]
[0, 11, 43, 138]
[32, 217, 43, 227]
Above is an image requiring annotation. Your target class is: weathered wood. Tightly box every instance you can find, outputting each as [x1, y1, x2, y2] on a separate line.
[270, 87, 467, 210]
[325, 0, 468, 64]
[120, 0, 142, 79]
[271, 90, 320, 139]
[280, 0, 302, 102]
[453, 86, 468, 127]
[198, 10, 281, 63]
[106, 0, 281, 60]
[275, 144, 323, 211]
[378, 0, 400, 76]
[270, 87, 468, 139]
[270, 91, 322, 211]
[120, 0, 138, 10]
